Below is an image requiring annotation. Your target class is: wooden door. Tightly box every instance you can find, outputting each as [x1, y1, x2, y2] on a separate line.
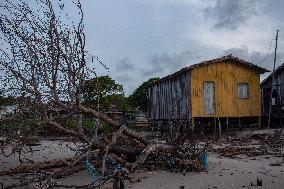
[204, 82, 216, 114]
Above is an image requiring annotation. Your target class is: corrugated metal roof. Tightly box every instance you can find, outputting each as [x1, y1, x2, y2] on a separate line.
[155, 54, 270, 84]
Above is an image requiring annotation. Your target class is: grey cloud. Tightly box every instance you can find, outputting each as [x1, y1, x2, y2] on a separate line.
[115, 58, 134, 71]
[222, 47, 284, 80]
[257, 0, 284, 20]
[113, 51, 200, 95]
[113, 72, 136, 95]
[113, 58, 136, 94]
[205, 0, 257, 30]
[115, 74, 133, 83]
[143, 51, 201, 77]
[223, 47, 283, 69]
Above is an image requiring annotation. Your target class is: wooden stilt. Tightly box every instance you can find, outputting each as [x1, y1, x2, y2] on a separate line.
[201, 122, 204, 135]
[191, 117, 195, 130]
[258, 117, 262, 128]
[226, 117, 229, 138]
[113, 176, 124, 189]
[218, 117, 221, 139]
[151, 120, 155, 132]
[214, 117, 217, 138]
[208, 121, 211, 134]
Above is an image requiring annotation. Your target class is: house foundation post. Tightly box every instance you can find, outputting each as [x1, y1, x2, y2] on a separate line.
[258, 117, 262, 128]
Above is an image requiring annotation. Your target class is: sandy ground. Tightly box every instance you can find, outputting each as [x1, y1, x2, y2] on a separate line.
[0, 130, 284, 189]
[53, 153, 284, 189]
[0, 139, 76, 171]
[125, 154, 284, 189]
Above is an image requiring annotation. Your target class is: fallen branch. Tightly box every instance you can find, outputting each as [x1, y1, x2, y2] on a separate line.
[128, 143, 176, 172]
[0, 158, 76, 176]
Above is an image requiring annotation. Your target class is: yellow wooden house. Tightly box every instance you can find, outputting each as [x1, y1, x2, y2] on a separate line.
[148, 55, 269, 128]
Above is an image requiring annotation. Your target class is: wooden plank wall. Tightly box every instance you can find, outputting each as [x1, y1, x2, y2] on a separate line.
[191, 60, 261, 117]
[261, 70, 284, 116]
[277, 71, 284, 105]
[148, 71, 191, 120]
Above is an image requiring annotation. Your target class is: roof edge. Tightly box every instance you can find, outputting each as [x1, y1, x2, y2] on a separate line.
[261, 62, 284, 86]
[152, 54, 270, 86]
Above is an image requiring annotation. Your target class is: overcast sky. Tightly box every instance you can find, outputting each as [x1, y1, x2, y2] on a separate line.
[71, 0, 284, 94]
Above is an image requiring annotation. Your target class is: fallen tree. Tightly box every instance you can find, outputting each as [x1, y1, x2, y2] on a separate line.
[0, 0, 205, 188]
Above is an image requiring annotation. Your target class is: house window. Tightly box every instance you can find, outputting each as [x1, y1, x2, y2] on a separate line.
[238, 83, 249, 99]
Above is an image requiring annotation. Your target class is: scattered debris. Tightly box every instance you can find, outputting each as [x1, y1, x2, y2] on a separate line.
[208, 131, 284, 159]
[251, 178, 263, 186]
[270, 162, 282, 166]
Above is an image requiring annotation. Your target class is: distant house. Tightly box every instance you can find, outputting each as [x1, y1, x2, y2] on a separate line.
[104, 104, 126, 124]
[148, 55, 269, 129]
[261, 63, 284, 123]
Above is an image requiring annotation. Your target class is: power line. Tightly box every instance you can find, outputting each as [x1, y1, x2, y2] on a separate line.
[261, 35, 275, 64]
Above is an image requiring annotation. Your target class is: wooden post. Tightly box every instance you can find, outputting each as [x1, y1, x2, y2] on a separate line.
[268, 29, 279, 129]
[261, 88, 264, 116]
[191, 117, 195, 130]
[200, 122, 204, 135]
[113, 177, 124, 189]
[214, 117, 217, 138]
[258, 117, 262, 128]
[218, 117, 221, 139]
[151, 120, 155, 132]
[226, 117, 229, 138]
[208, 121, 211, 134]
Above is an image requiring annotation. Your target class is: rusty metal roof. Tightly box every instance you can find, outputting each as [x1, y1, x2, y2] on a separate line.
[156, 54, 270, 83]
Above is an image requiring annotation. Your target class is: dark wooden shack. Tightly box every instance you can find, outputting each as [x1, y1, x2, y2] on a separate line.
[148, 71, 191, 121]
[261, 63, 284, 125]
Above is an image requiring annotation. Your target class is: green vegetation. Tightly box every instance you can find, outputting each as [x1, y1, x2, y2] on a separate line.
[82, 76, 160, 113]
[128, 77, 160, 112]
[82, 119, 113, 132]
[82, 76, 126, 111]
[100, 121, 114, 133]
[0, 76, 160, 132]
[82, 119, 95, 129]
[57, 117, 77, 129]
[0, 117, 32, 129]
